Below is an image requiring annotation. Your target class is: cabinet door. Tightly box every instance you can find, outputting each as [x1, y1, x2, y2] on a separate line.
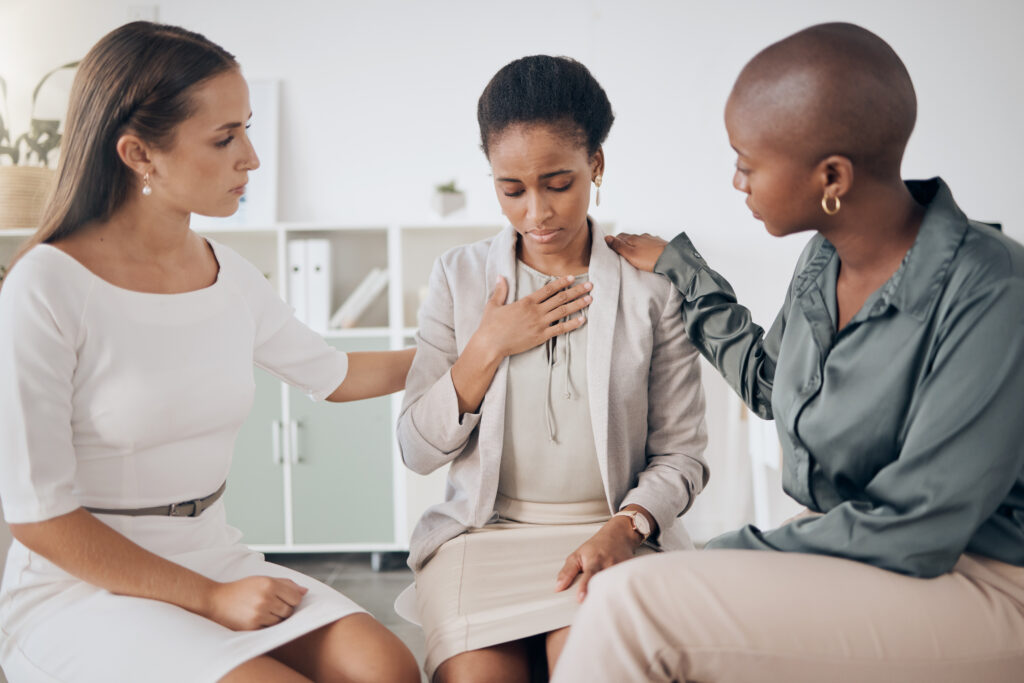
[289, 338, 395, 544]
[224, 368, 286, 544]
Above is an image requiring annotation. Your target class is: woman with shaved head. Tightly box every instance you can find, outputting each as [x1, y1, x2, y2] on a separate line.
[552, 22, 1024, 682]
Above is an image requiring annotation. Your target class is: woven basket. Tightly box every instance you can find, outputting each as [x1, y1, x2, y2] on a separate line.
[0, 166, 56, 230]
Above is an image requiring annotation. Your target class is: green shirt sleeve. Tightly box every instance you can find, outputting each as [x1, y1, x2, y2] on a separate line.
[707, 277, 1024, 578]
[654, 232, 783, 419]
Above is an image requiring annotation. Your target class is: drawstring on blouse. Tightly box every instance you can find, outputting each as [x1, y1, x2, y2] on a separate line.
[544, 304, 579, 444]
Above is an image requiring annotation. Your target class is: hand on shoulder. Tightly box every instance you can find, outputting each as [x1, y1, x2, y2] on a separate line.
[605, 233, 668, 273]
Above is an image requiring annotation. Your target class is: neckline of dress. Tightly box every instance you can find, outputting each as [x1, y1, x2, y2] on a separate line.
[37, 239, 224, 298]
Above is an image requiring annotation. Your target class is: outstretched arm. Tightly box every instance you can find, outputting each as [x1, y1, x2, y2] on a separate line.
[707, 278, 1024, 577]
[608, 231, 782, 418]
[327, 348, 416, 402]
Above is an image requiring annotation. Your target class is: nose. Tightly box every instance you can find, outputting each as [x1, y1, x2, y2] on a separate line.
[240, 131, 260, 171]
[525, 190, 552, 226]
[732, 169, 749, 194]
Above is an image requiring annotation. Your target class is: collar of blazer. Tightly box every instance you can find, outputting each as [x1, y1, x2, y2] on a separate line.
[481, 218, 621, 497]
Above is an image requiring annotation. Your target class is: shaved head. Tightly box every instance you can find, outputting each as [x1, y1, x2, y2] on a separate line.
[728, 23, 916, 178]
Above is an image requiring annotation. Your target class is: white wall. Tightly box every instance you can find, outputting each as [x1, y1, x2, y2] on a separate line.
[4, 0, 1020, 319]
[3, 0, 1021, 534]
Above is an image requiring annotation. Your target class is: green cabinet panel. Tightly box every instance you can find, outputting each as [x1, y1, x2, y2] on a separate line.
[225, 368, 285, 544]
[290, 338, 395, 544]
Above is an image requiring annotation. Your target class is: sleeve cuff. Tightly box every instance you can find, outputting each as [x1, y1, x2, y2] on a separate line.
[309, 351, 349, 402]
[619, 488, 688, 546]
[654, 232, 709, 291]
[410, 369, 481, 453]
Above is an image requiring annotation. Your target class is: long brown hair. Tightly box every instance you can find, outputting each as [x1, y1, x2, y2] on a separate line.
[9, 21, 236, 269]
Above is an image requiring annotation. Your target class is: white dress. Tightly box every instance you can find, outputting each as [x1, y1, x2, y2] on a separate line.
[0, 240, 364, 683]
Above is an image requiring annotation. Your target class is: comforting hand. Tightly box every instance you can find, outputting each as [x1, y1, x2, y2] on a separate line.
[203, 576, 308, 630]
[474, 274, 593, 359]
[555, 516, 641, 603]
[605, 233, 669, 273]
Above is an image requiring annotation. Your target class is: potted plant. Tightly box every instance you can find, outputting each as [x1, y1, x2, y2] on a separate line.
[431, 179, 466, 218]
[0, 61, 78, 230]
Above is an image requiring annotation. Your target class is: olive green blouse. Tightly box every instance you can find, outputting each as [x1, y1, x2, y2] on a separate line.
[654, 178, 1024, 578]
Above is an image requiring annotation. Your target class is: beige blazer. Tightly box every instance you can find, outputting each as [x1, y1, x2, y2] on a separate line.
[398, 223, 709, 570]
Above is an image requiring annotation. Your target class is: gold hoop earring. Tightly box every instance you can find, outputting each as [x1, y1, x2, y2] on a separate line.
[594, 175, 603, 207]
[821, 193, 839, 215]
[142, 172, 152, 197]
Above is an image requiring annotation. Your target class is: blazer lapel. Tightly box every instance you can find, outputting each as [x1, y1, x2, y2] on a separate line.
[476, 226, 517, 518]
[586, 221, 620, 497]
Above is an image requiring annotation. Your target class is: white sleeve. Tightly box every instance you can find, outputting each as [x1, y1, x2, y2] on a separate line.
[219, 244, 349, 401]
[0, 260, 81, 523]
[254, 317, 349, 402]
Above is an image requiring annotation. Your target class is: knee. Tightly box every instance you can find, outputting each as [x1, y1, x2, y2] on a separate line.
[322, 615, 421, 683]
[588, 556, 653, 607]
[343, 640, 420, 683]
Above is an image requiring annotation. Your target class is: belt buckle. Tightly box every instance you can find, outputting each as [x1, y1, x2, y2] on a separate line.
[169, 499, 201, 517]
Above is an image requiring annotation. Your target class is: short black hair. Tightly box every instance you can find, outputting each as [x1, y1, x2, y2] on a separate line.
[477, 55, 614, 159]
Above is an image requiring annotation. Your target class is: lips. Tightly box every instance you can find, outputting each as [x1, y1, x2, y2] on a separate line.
[527, 229, 559, 244]
[230, 183, 247, 195]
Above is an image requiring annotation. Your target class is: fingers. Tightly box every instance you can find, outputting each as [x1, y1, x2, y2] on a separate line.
[489, 276, 509, 306]
[275, 578, 308, 607]
[529, 275, 577, 304]
[555, 554, 582, 593]
[539, 280, 593, 313]
[543, 292, 592, 325]
[544, 315, 587, 340]
[266, 596, 295, 623]
[577, 568, 596, 603]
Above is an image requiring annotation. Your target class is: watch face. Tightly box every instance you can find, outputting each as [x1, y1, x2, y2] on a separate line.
[633, 512, 651, 537]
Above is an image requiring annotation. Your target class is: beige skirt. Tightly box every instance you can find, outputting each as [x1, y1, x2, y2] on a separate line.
[414, 497, 656, 678]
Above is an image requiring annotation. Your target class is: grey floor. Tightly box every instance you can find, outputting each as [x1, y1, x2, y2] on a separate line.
[271, 552, 428, 680]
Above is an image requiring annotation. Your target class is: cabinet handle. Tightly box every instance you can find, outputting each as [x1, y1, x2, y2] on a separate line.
[288, 419, 303, 465]
[271, 420, 283, 464]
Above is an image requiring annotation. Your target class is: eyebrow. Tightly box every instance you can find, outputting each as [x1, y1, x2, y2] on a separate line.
[496, 169, 573, 182]
[214, 112, 253, 132]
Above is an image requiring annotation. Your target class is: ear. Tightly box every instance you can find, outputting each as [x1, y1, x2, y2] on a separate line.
[816, 154, 853, 200]
[591, 146, 605, 181]
[115, 133, 154, 177]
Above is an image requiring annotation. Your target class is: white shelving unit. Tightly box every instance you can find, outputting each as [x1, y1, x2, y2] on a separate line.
[0, 220, 503, 554]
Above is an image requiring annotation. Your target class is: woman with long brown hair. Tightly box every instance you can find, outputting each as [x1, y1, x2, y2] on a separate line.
[0, 22, 419, 682]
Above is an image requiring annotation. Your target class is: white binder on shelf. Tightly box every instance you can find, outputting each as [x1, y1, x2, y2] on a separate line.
[329, 267, 388, 329]
[287, 238, 332, 332]
[305, 238, 331, 333]
[287, 240, 308, 325]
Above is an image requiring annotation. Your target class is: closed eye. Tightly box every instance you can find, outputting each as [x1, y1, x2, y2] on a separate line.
[216, 123, 252, 148]
[549, 182, 572, 192]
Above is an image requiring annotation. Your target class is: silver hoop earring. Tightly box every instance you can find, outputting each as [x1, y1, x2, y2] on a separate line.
[142, 172, 152, 197]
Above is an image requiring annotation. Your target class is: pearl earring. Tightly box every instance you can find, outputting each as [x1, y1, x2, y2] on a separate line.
[594, 175, 603, 207]
[142, 172, 152, 197]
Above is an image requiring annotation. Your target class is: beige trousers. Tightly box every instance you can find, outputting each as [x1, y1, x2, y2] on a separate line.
[551, 549, 1024, 683]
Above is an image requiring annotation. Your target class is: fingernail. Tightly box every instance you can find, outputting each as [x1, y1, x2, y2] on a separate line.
[584, 282, 593, 290]
[584, 295, 592, 303]
[566, 275, 575, 283]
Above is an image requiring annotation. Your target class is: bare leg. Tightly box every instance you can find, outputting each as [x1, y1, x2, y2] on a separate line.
[545, 626, 571, 677]
[271, 613, 420, 683]
[434, 639, 532, 683]
[219, 655, 311, 682]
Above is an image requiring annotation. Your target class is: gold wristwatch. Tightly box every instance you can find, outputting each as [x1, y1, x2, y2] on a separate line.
[613, 509, 652, 542]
